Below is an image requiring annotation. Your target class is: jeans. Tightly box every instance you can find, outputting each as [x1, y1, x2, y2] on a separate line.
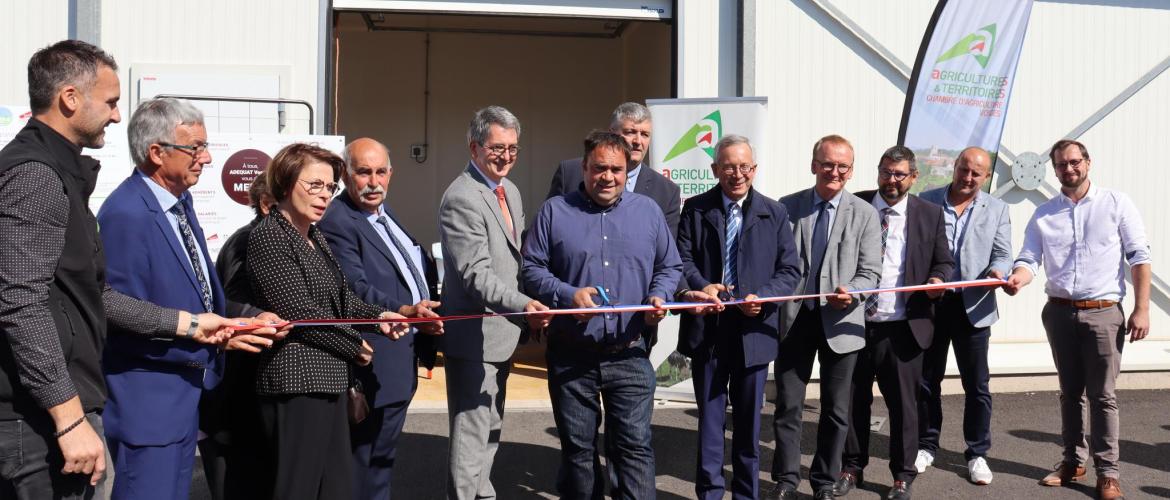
[547, 341, 656, 500]
[0, 413, 105, 500]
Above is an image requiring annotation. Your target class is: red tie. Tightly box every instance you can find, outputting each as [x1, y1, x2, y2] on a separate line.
[495, 185, 515, 239]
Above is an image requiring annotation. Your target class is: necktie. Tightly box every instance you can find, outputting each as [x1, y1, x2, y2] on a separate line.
[724, 202, 741, 290]
[494, 185, 516, 240]
[865, 207, 893, 317]
[377, 215, 430, 301]
[804, 201, 831, 310]
[170, 203, 213, 313]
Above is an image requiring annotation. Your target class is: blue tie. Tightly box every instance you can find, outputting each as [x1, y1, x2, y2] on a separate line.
[724, 202, 741, 290]
[804, 200, 831, 310]
[170, 203, 213, 313]
[377, 215, 430, 301]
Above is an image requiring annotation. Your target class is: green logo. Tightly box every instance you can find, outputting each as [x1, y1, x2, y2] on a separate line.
[937, 23, 996, 68]
[663, 110, 722, 162]
[0, 107, 12, 126]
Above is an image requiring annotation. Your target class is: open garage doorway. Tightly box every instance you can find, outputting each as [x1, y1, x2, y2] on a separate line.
[331, 7, 673, 406]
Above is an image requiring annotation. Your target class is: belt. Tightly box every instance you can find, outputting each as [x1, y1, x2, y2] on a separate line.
[1048, 297, 1117, 309]
[552, 336, 644, 355]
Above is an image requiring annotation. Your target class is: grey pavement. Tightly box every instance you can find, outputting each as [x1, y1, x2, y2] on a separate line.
[190, 389, 1170, 499]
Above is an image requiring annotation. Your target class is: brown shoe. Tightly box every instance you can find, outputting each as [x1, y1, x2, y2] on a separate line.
[1096, 477, 1124, 500]
[1040, 461, 1086, 486]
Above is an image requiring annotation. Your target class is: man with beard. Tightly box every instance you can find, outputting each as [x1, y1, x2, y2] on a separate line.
[1003, 139, 1150, 500]
[836, 146, 952, 500]
[318, 137, 441, 499]
[522, 130, 681, 499]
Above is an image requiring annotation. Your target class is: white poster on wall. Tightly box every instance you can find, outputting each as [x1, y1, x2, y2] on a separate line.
[646, 97, 768, 201]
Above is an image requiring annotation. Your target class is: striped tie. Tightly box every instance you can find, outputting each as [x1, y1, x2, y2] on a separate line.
[170, 203, 213, 313]
[724, 202, 741, 289]
[865, 207, 892, 317]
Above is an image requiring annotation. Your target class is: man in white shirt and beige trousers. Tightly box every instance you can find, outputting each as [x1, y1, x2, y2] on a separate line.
[1004, 139, 1151, 500]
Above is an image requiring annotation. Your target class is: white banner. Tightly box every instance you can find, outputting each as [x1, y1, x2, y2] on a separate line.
[899, 0, 1034, 193]
[645, 97, 768, 201]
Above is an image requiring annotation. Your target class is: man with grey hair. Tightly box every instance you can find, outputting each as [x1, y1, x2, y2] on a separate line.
[546, 102, 681, 235]
[318, 137, 441, 499]
[97, 97, 281, 500]
[676, 134, 801, 499]
[0, 41, 259, 500]
[438, 106, 551, 499]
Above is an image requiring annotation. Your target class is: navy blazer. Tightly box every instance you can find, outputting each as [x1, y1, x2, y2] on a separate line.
[854, 191, 954, 349]
[97, 173, 225, 446]
[318, 193, 438, 408]
[546, 158, 681, 235]
[676, 187, 801, 367]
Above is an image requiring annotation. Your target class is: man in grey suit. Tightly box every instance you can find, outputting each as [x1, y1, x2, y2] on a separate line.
[766, 135, 883, 500]
[916, 147, 1011, 485]
[438, 106, 551, 500]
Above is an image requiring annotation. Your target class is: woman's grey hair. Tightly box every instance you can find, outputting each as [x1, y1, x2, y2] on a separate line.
[713, 134, 753, 164]
[608, 102, 651, 130]
[467, 105, 521, 145]
[128, 98, 205, 166]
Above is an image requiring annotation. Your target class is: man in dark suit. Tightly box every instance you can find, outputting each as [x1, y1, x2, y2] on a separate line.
[767, 135, 883, 500]
[318, 137, 441, 500]
[546, 102, 680, 235]
[97, 98, 280, 500]
[675, 135, 801, 500]
[836, 146, 953, 500]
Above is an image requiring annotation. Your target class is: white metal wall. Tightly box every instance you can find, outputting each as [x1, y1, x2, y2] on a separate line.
[676, 0, 739, 98]
[0, 0, 69, 106]
[739, 0, 1170, 370]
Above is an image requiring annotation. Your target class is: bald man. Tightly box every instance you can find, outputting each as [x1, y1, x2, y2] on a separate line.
[914, 147, 1011, 487]
[318, 138, 441, 499]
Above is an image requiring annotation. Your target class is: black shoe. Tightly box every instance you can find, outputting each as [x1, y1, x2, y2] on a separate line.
[833, 469, 863, 496]
[886, 480, 911, 500]
[814, 487, 836, 499]
[762, 483, 797, 500]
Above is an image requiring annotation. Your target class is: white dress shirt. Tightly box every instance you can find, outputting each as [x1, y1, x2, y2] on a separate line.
[1014, 183, 1151, 301]
[868, 194, 909, 322]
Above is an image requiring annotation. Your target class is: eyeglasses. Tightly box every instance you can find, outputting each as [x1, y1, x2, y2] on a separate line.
[1053, 158, 1086, 170]
[878, 170, 914, 182]
[482, 144, 520, 157]
[159, 142, 209, 155]
[815, 160, 853, 173]
[717, 164, 757, 175]
[298, 179, 339, 195]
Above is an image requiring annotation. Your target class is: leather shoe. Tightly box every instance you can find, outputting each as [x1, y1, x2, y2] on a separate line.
[1096, 476, 1124, 500]
[814, 487, 835, 500]
[1040, 461, 1087, 486]
[886, 480, 911, 500]
[762, 483, 797, 500]
[833, 470, 863, 496]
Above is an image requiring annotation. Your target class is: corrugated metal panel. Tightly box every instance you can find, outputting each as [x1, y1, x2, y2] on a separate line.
[0, 0, 69, 106]
[98, 0, 320, 122]
[677, 0, 738, 98]
[745, 0, 1169, 361]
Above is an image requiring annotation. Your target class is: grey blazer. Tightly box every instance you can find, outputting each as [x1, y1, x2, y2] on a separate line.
[438, 163, 533, 362]
[779, 188, 882, 354]
[919, 186, 1012, 328]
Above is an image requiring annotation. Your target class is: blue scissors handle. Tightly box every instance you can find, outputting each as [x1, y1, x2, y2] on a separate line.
[594, 284, 612, 306]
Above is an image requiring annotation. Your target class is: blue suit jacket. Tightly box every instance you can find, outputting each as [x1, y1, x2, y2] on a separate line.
[676, 187, 802, 367]
[318, 194, 438, 408]
[97, 173, 225, 446]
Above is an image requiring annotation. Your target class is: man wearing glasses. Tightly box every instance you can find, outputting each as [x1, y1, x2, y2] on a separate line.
[837, 146, 953, 500]
[675, 135, 801, 499]
[439, 106, 551, 500]
[766, 135, 882, 500]
[96, 98, 283, 499]
[1003, 139, 1151, 500]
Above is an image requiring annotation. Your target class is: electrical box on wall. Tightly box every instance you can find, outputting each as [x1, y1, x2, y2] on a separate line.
[410, 143, 427, 162]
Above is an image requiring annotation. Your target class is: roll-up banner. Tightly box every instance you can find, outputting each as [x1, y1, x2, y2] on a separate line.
[898, 0, 1034, 193]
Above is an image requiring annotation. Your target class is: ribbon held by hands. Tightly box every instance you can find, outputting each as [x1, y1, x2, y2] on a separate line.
[231, 278, 1005, 331]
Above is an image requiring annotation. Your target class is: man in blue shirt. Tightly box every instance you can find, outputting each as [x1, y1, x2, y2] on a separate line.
[522, 130, 682, 499]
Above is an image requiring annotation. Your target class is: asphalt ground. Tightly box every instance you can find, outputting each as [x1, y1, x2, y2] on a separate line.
[188, 389, 1170, 499]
